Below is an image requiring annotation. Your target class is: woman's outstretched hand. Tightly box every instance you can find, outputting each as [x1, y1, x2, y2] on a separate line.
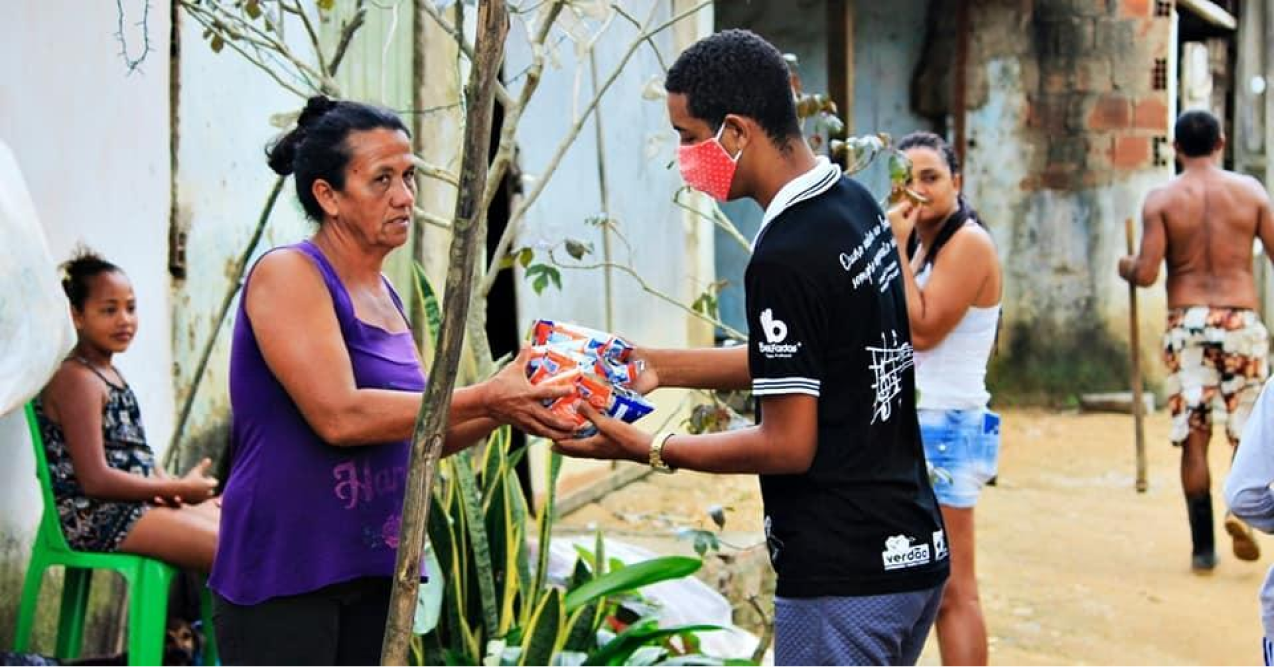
[552, 403, 649, 464]
[482, 346, 581, 441]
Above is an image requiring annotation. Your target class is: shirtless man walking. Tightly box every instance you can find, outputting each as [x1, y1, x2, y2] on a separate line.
[1120, 109, 1274, 572]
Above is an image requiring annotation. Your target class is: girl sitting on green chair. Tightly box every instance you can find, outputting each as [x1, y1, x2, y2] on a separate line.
[33, 248, 218, 572]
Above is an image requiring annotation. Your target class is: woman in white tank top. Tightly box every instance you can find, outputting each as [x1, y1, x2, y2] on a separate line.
[888, 132, 1003, 667]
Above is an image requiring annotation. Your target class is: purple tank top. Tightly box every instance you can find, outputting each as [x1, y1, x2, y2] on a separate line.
[209, 240, 426, 604]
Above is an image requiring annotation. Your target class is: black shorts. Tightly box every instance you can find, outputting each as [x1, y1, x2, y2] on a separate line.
[212, 577, 392, 665]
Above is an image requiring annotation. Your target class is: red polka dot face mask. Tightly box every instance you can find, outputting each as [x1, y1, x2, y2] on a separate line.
[676, 123, 742, 202]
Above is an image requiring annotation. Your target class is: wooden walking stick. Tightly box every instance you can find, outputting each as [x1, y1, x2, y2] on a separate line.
[1126, 217, 1149, 493]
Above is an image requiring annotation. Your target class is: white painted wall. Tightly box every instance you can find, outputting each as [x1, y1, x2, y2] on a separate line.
[0, 0, 173, 542]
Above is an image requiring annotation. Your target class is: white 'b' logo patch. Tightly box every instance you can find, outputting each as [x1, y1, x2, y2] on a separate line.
[760, 308, 788, 343]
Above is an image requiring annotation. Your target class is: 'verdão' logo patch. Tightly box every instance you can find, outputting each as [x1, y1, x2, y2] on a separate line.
[881, 534, 931, 571]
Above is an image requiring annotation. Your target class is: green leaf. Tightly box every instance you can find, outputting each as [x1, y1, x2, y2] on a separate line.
[483, 464, 512, 635]
[707, 505, 726, 530]
[593, 530, 606, 579]
[888, 150, 913, 187]
[568, 558, 592, 591]
[245, 0, 262, 19]
[519, 589, 563, 666]
[506, 447, 534, 607]
[525, 264, 563, 295]
[527, 451, 563, 626]
[455, 452, 501, 635]
[564, 238, 593, 261]
[584, 619, 722, 667]
[520, 247, 535, 268]
[692, 531, 718, 557]
[316, 0, 335, 10]
[481, 427, 507, 503]
[627, 646, 667, 666]
[412, 261, 444, 349]
[210, 34, 225, 53]
[564, 556, 702, 613]
[561, 602, 599, 653]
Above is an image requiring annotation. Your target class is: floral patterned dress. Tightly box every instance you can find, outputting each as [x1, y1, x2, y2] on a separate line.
[33, 358, 155, 552]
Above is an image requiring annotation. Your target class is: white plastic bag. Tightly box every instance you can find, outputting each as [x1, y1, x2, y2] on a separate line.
[0, 139, 75, 416]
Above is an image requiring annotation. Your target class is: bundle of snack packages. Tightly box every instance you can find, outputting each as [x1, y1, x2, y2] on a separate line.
[526, 320, 655, 437]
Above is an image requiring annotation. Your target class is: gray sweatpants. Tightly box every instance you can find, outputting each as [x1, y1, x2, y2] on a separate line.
[774, 584, 944, 666]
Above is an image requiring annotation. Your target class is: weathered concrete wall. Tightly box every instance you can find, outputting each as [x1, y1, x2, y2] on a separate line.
[168, 7, 317, 472]
[0, 0, 174, 653]
[919, 0, 1175, 403]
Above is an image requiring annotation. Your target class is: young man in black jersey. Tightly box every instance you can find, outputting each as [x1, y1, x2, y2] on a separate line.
[553, 29, 949, 665]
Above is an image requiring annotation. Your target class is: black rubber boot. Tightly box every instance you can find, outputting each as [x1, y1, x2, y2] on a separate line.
[1187, 493, 1217, 572]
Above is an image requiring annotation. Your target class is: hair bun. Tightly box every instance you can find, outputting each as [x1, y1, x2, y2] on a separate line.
[297, 95, 338, 129]
[267, 96, 338, 176]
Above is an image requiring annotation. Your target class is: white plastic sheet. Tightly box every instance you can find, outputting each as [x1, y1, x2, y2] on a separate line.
[0, 139, 75, 416]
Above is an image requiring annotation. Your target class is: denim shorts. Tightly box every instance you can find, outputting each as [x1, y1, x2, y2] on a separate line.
[918, 409, 1001, 509]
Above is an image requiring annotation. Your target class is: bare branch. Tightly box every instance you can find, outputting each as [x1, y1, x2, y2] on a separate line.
[612, 2, 669, 72]
[179, 2, 318, 97]
[279, 0, 330, 78]
[413, 206, 453, 229]
[674, 188, 751, 251]
[548, 251, 745, 340]
[329, 0, 369, 77]
[480, 0, 713, 299]
[183, 1, 329, 91]
[411, 155, 460, 187]
[114, 0, 154, 75]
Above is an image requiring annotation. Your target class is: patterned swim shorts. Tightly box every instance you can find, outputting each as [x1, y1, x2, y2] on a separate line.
[1163, 306, 1270, 446]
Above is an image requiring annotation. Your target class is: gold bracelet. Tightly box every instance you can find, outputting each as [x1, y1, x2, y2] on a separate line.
[649, 431, 677, 474]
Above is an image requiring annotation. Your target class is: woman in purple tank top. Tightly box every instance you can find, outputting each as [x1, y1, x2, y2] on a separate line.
[209, 96, 576, 665]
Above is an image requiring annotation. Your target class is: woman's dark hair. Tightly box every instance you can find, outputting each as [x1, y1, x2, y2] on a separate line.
[897, 131, 986, 268]
[665, 29, 802, 148]
[266, 96, 410, 222]
[61, 246, 122, 310]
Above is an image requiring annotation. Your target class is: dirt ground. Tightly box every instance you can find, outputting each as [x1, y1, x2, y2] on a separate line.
[558, 408, 1272, 665]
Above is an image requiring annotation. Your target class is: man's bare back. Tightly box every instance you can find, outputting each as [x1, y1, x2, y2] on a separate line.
[1132, 165, 1274, 310]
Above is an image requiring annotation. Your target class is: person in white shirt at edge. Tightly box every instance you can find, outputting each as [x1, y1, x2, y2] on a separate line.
[887, 131, 1003, 667]
[1225, 380, 1274, 665]
[554, 29, 950, 666]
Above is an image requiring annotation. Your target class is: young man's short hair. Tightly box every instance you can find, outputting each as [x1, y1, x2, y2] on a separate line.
[1174, 109, 1222, 158]
[665, 29, 802, 148]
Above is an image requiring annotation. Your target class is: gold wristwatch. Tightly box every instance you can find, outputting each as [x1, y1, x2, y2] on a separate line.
[649, 431, 677, 474]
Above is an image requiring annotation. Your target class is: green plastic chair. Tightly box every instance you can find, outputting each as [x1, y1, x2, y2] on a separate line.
[13, 402, 219, 665]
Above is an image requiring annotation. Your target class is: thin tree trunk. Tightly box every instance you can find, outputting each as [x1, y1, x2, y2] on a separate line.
[380, 0, 508, 663]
